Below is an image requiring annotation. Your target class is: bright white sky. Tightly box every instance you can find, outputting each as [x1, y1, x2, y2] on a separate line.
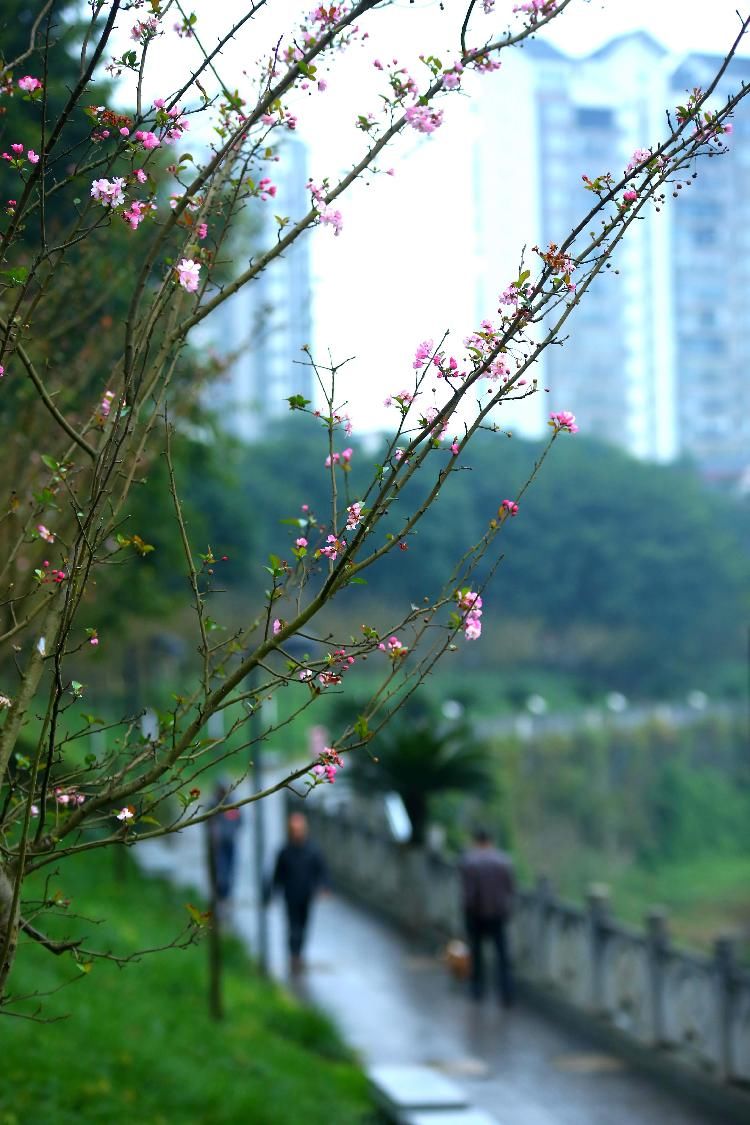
[111, 1, 750, 431]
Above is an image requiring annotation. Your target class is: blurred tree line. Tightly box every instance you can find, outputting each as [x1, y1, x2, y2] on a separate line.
[86, 416, 749, 705]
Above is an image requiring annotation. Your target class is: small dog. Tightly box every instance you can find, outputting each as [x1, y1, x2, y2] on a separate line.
[443, 939, 471, 981]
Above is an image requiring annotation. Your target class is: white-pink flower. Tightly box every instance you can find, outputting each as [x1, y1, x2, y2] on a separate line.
[18, 75, 42, 93]
[90, 176, 126, 208]
[116, 806, 134, 821]
[37, 524, 55, 544]
[176, 259, 201, 292]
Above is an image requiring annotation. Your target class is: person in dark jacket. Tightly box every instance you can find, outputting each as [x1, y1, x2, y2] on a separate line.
[207, 780, 242, 909]
[267, 812, 329, 972]
[459, 827, 515, 1006]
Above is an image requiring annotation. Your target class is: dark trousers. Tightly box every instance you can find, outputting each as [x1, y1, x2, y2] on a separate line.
[215, 840, 236, 901]
[285, 895, 312, 958]
[466, 913, 514, 1006]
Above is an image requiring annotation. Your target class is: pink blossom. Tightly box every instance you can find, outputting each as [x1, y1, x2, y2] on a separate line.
[450, 442, 460, 456]
[346, 501, 364, 530]
[100, 389, 115, 417]
[120, 127, 130, 137]
[135, 130, 160, 150]
[317, 203, 343, 235]
[623, 189, 637, 203]
[457, 590, 482, 612]
[123, 199, 147, 230]
[549, 410, 579, 434]
[197, 222, 208, 240]
[320, 534, 346, 561]
[176, 258, 201, 293]
[341, 447, 353, 463]
[464, 611, 482, 640]
[500, 499, 519, 516]
[273, 618, 282, 635]
[37, 524, 55, 543]
[404, 104, 444, 134]
[413, 339, 434, 370]
[295, 537, 308, 548]
[116, 806, 134, 821]
[626, 147, 651, 173]
[11, 143, 24, 154]
[0, 366, 4, 378]
[134, 168, 148, 184]
[90, 636, 99, 646]
[378, 635, 408, 659]
[318, 79, 328, 92]
[27, 150, 40, 165]
[18, 75, 42, 93]
[90, 176, 126, 207]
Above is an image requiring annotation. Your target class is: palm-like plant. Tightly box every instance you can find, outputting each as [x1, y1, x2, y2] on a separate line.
[350, 713, 495, 846]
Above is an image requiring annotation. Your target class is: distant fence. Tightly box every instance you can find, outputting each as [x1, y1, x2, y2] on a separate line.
[307, 804, 750, 1089]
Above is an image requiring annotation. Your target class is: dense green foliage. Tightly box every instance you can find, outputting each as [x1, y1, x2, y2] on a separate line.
[0, 851, 373, 1124]
[102, 418, 749, 706]
[429, 711, 750, 951]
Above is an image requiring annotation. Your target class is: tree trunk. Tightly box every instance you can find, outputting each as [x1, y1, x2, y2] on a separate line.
[0, 863, 20, 1000]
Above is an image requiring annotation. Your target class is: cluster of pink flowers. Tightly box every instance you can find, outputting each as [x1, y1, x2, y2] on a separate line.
[308, 180, 343, 234]
[91, 176, 126, 207]
[320, 534, 346, 560]
[2, 143, 40, 165]
[626, 147, 652, 173]
[404, 104, 443, 134]
[413, 339, 435, 370]
[123, 199, 149, 229]
[176, 259, 201, 293]
[37, 561, 66, 585]
[256, 176, 277, 201]
[456, 590, 483, 641]
[55, 788, 85, 807]
[384, 389, 416, 410]
[345, 501, 364, 530]
[500, 499, 519, 517]
[514, 0, 557, 14]
[378, 635, 408, 659]
[131, 17, 159, 41]
[312, 747, 345, 785]
[37, 524, 55, 544]
[134, 129, 160, 150]
[18, 75, 42, 93]
[324, 447, 353, 468]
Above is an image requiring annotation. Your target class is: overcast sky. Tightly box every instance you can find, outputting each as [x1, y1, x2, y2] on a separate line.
[113, 1, 750, 430]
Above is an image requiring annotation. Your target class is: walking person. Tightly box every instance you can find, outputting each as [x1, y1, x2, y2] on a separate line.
[206, 779, 242, 918]
[459, 827, 515, 1006]
[266, 812, 329, 974]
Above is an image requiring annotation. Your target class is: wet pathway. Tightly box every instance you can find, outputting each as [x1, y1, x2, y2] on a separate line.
[137, 791, 720, 1125]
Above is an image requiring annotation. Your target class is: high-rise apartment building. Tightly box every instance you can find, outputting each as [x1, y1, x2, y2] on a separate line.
[473, 34, 750, 481]
[209, 138, 313, 441]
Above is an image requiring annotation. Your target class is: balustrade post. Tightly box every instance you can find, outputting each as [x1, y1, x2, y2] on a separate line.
[713, 934, 736, 1081]
[645, 906, 669, 1045]
[533, 874, 552, 981]
[585, 883, 610, 1013]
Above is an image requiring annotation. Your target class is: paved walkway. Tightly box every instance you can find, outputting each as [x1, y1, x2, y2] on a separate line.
[136, 791, 719, 1125]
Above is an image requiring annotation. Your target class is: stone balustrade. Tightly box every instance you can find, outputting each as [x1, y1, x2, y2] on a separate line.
[306, 805, 750, 1088]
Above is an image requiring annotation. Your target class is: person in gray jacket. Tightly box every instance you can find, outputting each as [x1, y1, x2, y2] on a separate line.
[459, 827, 515, 1006]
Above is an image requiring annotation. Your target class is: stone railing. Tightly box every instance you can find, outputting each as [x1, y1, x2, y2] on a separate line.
[306, 805, 750, 1089]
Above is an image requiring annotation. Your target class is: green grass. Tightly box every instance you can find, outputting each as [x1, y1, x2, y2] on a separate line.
[0, 851, 374, 1125]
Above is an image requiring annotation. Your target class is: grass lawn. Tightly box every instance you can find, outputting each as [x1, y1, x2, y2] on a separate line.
[0, 850, 375, 1125]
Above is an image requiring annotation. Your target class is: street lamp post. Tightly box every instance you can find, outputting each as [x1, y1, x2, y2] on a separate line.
[247, 666, 269, 975]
